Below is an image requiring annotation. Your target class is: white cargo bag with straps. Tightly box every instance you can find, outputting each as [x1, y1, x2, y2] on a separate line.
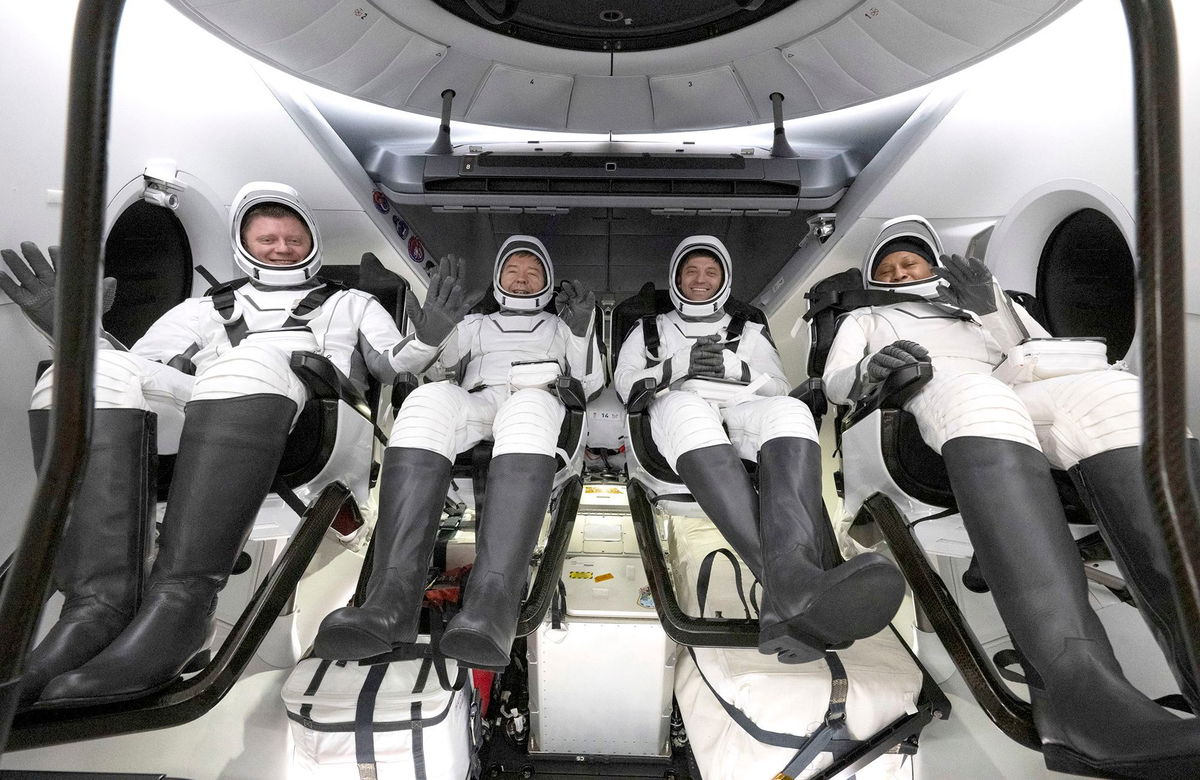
[281, 651, 477, 780]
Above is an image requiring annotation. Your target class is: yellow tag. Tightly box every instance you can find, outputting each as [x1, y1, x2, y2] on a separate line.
[594, 573, 614, 583]
[772, 774, 793, 780]
[569, 571, 593, 579]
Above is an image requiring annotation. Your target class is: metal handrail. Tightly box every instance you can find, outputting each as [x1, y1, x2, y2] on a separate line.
[1120, 0, 1200, 689]
[0, 0, 124, 751]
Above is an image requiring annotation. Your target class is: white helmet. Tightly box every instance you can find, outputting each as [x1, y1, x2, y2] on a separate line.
[669, 235, 732, 317]
[493, 235, 553, 312]
[231, 182, 322, 286]
[863, 215, 945, 298]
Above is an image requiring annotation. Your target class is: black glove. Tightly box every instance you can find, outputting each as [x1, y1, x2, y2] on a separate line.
[688, 335, 725, 378]
[866, 340, 931, 384]
[555, 279, 595, 337]
[405, 254, 470, 345]
[934, 253, 997, 316]
[0, 242, 117, 338]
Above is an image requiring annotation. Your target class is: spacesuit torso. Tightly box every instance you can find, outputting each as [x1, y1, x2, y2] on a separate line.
[823, 295, 1049, 406]
[613, 309, 788, 401]
[131, 280, 416, 391]
[446, 309, 601, 394]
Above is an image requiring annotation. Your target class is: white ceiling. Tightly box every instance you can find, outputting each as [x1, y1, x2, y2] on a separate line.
[168, 0, 1079, 133]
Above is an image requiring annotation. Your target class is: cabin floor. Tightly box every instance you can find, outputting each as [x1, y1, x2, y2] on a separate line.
[0, 574, 1078, 780]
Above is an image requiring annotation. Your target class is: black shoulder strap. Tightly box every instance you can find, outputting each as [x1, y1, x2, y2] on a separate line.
[725, 314, 748, 354]
[641, 315, 661, 367]
[283, 279, 347, 328]
[209, 278, 252, 347]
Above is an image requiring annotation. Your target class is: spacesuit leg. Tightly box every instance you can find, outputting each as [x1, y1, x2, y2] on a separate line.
[19, 352, 175, 706]
[724, 397, 905, 660]
[441, 388, 565, 670]
[39, 343, 304, 704]
[314, 382, 489, 660]
[1017, 370, 1200, 711]
[942, 434, 1200, 777]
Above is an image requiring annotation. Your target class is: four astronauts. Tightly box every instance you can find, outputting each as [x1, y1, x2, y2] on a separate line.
[5, 186, 1200, 774]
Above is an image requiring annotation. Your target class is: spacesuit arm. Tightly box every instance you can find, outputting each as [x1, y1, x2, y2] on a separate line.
[561, 319, 605, 399]
[724, 323, 791, 395]
[130, 298, 209, 365]
[822, 313, 874, 405]
[356, 295, 441, 382]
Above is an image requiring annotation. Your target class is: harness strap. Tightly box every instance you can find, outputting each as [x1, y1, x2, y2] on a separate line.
[283, 279, 347, 327]
[208, 278, 347, 346]
[696, 548, 753, 619]
[354, 663, 388, 779]
[642, 315, 661, 368]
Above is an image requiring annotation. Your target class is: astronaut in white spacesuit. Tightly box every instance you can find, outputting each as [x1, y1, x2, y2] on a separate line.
[314, 235, 602, 670]
[2, 182, 425, 706]
[614, 236, 904, 663]
[823, 216, 1200, 777]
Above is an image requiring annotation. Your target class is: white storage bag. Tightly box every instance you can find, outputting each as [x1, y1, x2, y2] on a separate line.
[282, 652, 477, 780]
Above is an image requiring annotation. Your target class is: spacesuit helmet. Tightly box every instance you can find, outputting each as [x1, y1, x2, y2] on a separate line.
[669, 235, 732, 317]
[231, 182, 322, 286]
[863, 215, 944, 299]
[493, 235, 554, 312]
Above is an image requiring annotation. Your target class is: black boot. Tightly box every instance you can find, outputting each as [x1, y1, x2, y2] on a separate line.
[677, 443, 903, 663]
[756, 438, 904, 662]
[1071, 444, 1200, 713]
[440, 453, 555, 670]
[944, 436, 1200, 779]
[313, 447, 453, 660]
[19, 409, 155, 707]
[38, 394, 296, 705]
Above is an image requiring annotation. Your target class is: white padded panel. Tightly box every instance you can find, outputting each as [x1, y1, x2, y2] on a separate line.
[649, 67, 755, 130]
[167, 0, 1079, 132]
[732, 50, 822, 121]
[466, 65, 574, 129]
[406, 48, 494, 118]
[806, 14, 933, 96]
[781, 38, 879, 110]
[902, 0, 1043, 49]
[256, 2, 376, 74]
[195, 0, 335, 49]
[354, 35, 447, 106]
[566, 76, 654, 132]
[305, 13, 429, 95]
[850, 1, 983, 77]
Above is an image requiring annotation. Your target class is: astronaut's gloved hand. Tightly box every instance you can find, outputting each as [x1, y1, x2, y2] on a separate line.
[1, 242, 59, 336]
[0, 242, 117, 339]
[688, 335, 725, 379]
[865, 340, 930, 385]
[405, 254, 470, 346]
[555, 279, 595, 337]
[934, 254, 997, 316]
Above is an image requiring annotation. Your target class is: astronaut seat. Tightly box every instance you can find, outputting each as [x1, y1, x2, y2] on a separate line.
[613, 280, 948, 780]
[807, 225, 1191, 758]
[370, 283, 591, 651]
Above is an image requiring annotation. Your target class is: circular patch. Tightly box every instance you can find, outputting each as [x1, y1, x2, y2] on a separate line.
[394, 217, 410, 239]
[408, 236, 426, 263]
[372, 190, 390, 213]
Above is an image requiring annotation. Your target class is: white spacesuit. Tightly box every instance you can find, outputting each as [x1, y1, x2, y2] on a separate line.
[822, 216, 1200, 777]
[315, 235, 602, 670]
[7, 182, 420, 707]
[614, 236, 904, 663]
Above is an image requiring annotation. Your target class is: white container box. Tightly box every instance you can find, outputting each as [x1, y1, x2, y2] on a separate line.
[528, 554, 675, 757]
